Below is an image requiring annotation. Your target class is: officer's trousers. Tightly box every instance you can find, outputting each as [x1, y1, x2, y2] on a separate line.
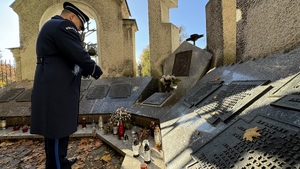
[44, 136, 71, 169]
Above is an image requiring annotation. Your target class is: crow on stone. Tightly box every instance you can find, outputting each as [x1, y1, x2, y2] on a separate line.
[186, 34, 204, 45]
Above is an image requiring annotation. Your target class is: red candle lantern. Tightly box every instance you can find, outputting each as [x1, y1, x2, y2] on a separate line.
[118, 121, 124, 139]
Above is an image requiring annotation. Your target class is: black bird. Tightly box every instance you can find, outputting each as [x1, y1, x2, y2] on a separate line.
[186, 34, 204, 45]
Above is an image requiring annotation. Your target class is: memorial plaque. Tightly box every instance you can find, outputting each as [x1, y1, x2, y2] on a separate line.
[272, 72, 300, 97]
[0, 88, 25, 102]
[195, 80, 271, 125]
[142, 92, 172, 106]
[80, 79, 92, 92]
[109, 83, 131, 98]
[16, 89, 32, 102]
[191, 115, 300, 169]
[85, 85, 109, 100]
[183, 82, 223, 108]
[172, 50, 192, 76]
[271, 92, 300, 111]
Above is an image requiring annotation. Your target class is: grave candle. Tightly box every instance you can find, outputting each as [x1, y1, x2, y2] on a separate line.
[82, 117, 86, 129]
[118, 120, 124, 139]
[132, 138, 140, 157]
[98, 116, 103, 130]
[154, 125, 161, 147]
[143, 143, 151, 164]
[0, 117, 6, 130]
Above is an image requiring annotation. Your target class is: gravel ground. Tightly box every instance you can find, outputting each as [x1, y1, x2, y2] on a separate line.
[0, 137, 124, 169]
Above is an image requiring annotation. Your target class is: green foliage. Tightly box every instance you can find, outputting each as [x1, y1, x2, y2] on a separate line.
[138, 45, 151, 76]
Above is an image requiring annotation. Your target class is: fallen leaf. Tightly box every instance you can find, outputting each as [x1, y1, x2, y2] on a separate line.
[101, 154, 111, 163]
[211, 112, 219, 116]
[214, 76, 220, 81]
[243, 127, 261, 142]
[0, 141, 14, 147]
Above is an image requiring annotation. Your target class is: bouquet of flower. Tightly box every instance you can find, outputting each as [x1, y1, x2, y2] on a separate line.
[160, 74, 181, 85]
[109, 108, 131, 125]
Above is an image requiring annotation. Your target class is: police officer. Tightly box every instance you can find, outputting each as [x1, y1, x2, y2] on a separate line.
[30, 2, 102, 168]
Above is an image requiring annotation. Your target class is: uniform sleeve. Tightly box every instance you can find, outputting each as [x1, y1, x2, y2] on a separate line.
[54, 20, 102, 79]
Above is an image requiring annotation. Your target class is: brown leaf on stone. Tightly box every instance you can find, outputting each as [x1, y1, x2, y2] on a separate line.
[243, 127, 261, 142]
[101, 154, 111, 163]
[211, 112, 219, 116]
[0, 141, 14, 147]
[214, 76, 220, 81]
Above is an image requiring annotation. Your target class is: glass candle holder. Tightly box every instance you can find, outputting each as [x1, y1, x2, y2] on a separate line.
[98, 116, 104, 130]
[113, 126, 118, 135]
[132, 138, 140, 157]
[0, 117, 6, 130]
[82, 117, 87, 129]
[118, 121, 124, 139]
[143, 143, 151, 164]
[154, 125, 161, 146]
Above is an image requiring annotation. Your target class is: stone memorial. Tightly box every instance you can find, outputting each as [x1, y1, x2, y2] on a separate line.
[191, 115, 300, 168]
[80, 79, 92, 92]
[109, 83, 131, 98]
[162, 41, 212, 103]
[271, 72, 300, 97]
[0, 88, 25, 102]
[183, 81, 223, 108]
[16, 88, 32, 102]
[195, 80, 271, 125]
[172, 50, 192, 76]
[141, 92, 172, 107]
[271, 92, 300, 111]
[85, 85, 110, 100]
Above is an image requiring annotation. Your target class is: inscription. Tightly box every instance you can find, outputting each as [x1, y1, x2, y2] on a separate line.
[142, 92, 172, 106]
[191, 115, 300, 168]
[172, 50, 192, 76]
[16, 89, 32, 102]
[109, 83, 131, 98]
[271, 92, 300, 111]
[85, 85, 109, 100]
[0, 88, 25, 102]
[272, 72, 300, 96]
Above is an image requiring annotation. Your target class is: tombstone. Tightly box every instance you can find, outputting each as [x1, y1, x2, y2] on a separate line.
[16, 89, 32, 102]
[109, 83, 131, 98]
[162, 41, 212, 104]
[85, 85, 110, 100]
[141, 92, 173, 107]
[195, 80, 272, 125]
[271, 72, 300, 97]
[271, 92, 300, 111]
[183, 81, 223, 108]
[172, 50, 192, 76]
[191, 115, 300, 168]
[0, 88, 25, 102]
[79, 76, 153, 114]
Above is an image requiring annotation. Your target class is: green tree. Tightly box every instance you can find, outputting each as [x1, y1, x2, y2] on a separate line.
[138, 45, 150, 76]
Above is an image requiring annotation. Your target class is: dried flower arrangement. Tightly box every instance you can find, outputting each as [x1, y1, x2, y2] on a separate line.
[108, 108, 132, 129]
[160, 74, 181, 92]
[160, 74, 181, 86]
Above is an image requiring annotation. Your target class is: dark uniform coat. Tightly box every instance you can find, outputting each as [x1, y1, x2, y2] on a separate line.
[30, 15, 102, 139]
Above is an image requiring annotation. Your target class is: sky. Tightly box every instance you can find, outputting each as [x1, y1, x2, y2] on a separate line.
[0, 0, 208, 63]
